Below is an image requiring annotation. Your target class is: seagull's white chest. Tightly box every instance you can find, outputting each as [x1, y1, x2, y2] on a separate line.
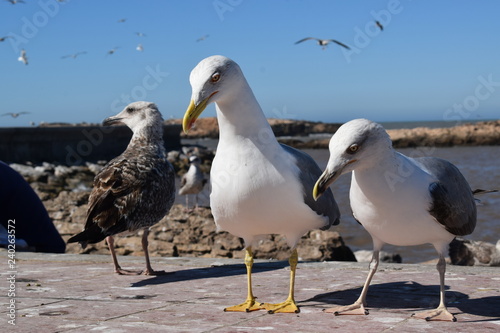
[350, 162, 454, 247]
[210, 137, 326, 246]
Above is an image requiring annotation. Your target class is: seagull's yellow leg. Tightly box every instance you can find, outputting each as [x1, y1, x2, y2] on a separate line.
[260, 248, 300, 314]
[224, 247, 263, 312]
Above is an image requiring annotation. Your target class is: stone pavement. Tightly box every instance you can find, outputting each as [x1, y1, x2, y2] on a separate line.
[1, 251, 499, 332]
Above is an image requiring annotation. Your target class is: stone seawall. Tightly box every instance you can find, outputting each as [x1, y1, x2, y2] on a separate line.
[0, 124, 182, 165]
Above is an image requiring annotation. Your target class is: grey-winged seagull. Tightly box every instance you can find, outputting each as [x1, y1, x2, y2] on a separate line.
[68, 101, 175, 275]
[295, 37, 351, 50]
[2, 112, 30, 118]
[183, 55, 340, 313]
[178, 155, 206, 210]
[313, 118, 477, 321]
[61, 51, 87, 59]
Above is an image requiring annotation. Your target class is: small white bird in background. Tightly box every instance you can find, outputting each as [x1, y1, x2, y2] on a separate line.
[313, 118, 477, 322]
[117, 18, 126, 23]
[295, 37, 351, 50]
[2, 112, 30, 118]
[135, 32, 147, 37]
[61, 51, 87, 59]
[18, 49, 28, 65]
[179, 155, 207, 210]
[136, 43, 143, 52]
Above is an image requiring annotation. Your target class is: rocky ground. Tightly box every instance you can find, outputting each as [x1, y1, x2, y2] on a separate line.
[12, 152, 357, 263]
[10, 119, 500, 264]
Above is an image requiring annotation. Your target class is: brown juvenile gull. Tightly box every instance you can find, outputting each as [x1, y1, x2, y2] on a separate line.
[295, 37, 351, 50]
[178, 155, 206, 210]
[0, 36, 13, 42]
[313, 118, 477, 321]
[183, 55, 340, 313]
[68, 101, 175, 275]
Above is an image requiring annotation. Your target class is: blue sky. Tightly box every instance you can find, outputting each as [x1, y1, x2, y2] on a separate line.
[1, 0, 499, 127]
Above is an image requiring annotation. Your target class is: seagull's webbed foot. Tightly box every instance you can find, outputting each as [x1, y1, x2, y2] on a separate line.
[142, 268, 170, 276]
[114, 266, 144, 275]
[260, 299, 299, 314]
[324, 301, 369, 316]
[224, 297, 263, 312]
[412, 306, 456, 322]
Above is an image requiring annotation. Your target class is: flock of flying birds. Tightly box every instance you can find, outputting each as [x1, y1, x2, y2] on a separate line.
[2, 3, 384, 68]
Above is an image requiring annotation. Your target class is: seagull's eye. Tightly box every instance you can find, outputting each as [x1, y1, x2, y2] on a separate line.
[126, 107, 135, 113]
[211, 73, 220, 82]
[346, 144, 360, 154]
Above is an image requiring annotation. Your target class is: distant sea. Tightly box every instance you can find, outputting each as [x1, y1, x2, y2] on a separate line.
[379, 118, 494, 130]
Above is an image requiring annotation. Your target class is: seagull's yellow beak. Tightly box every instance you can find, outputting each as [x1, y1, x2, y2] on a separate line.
[182, 92, 218, 133]
[313, 172, 334, 201]
[313, 159, 356, 200]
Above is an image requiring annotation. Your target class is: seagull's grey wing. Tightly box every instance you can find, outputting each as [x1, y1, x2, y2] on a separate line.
[294, 37, 317, 44]
[416, 157, 476, 236]
[327, 39, 351, 50]
[281, 144, 340, 228]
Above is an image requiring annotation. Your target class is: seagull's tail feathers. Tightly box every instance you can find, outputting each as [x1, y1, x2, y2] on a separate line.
[473, 188, 498, 205]
[67, 223, 108, 249]
[472, 188, 498, 195]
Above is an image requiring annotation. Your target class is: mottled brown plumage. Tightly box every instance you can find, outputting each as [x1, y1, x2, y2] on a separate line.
[68, 101, 175, 275]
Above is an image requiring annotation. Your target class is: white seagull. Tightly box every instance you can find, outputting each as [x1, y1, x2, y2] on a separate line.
[313, 118, 477, 321]
[179, 155, 206, 210]
[68, 102, 176, 275]
[18, 49, 28, 65]
[2, 112, 30, 118]
[61, 51, 87, 59]
[136, 43, 143, 52]
[295, 37, 351, 50]
[183, 55, 340, 313]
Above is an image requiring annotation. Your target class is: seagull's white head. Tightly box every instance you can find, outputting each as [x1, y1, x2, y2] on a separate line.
[313, 118, 392, 200]
[183, 55, 244, 133]
[103, 101, 164, 135]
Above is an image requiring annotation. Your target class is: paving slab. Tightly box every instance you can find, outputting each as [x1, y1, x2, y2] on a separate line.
[0, 251, 499, 332]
